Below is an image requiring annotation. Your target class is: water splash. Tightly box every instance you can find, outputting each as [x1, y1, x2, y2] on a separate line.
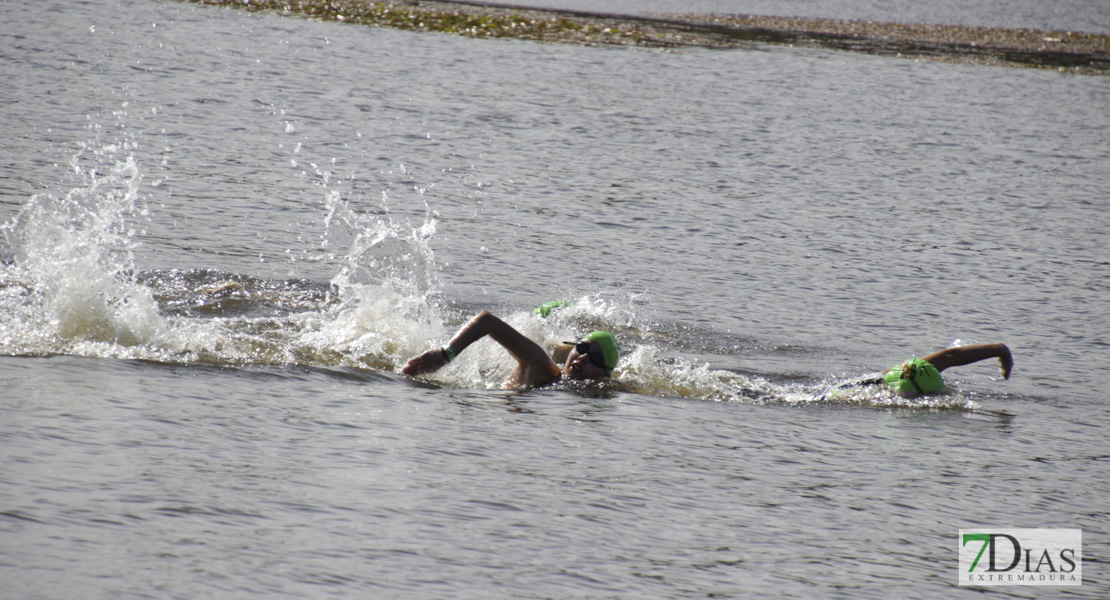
[0, 131, 450, 371]
[1, 141, 163, 353]
[297, 190, 446, 368]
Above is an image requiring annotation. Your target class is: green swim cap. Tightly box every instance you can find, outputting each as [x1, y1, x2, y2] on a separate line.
[583, 330, 620, 374]
[534, 300, 568, 318]
[884, 358, 944, 394]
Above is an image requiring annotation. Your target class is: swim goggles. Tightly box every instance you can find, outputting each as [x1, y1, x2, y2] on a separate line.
[568, 340, 609, 372]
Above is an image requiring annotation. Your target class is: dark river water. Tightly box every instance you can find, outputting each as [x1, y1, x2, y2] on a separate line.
[2, 0, 1108, 598]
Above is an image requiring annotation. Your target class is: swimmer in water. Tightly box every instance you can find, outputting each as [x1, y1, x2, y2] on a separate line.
[818, 342, 1013, 399]
[401, 310, 620, 390]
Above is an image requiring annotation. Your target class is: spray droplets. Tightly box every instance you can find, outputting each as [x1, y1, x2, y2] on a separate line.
[2, 145, 162, 352]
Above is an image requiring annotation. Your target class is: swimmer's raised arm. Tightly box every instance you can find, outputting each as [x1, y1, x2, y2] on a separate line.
[921, 343, 1013, 379]
[402, 310, 560, 388]
[824, 342, 1014, 400]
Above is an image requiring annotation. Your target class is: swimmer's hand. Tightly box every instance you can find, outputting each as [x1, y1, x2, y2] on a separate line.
[999, 350, 1014, 380]
[401, 348, 448, 376]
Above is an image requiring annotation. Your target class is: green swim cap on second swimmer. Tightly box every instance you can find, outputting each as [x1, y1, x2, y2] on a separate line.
[535, 300, 569, 318]
[884, 358, 944, 394]
[583, 330, 620, 375]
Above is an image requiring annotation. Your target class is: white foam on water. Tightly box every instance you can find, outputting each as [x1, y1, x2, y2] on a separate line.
[298, 189, 448, 370]
[0, 134, 453, 370]
[1, 140, 165, 355]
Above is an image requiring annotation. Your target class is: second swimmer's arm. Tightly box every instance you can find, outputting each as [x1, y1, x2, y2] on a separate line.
[921, 343, 1013, 379]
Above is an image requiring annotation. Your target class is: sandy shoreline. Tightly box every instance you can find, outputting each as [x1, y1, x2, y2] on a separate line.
[176, 0, 1110, 75]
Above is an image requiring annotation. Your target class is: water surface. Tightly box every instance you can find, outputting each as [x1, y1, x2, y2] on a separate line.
[2, 1, 1108, 598]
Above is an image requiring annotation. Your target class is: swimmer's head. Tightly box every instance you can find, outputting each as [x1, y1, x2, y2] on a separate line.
[563, 331, 620, 379]
[584, 331, 620, 374]
[884, 358, 944, 395]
